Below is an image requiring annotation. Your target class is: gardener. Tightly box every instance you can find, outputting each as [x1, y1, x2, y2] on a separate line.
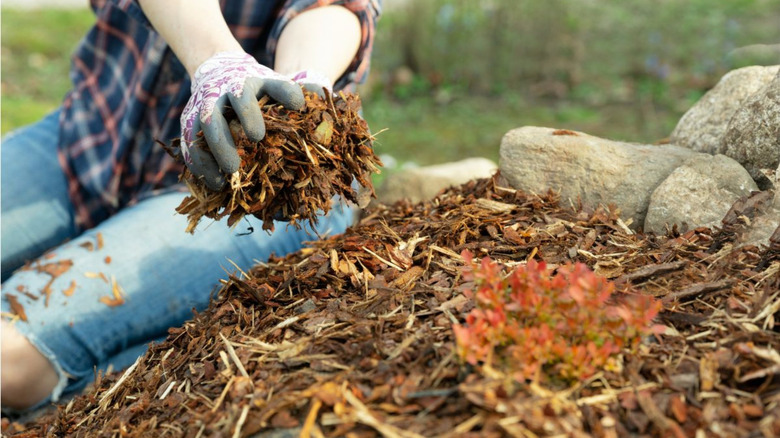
[1, 0, 380, 411]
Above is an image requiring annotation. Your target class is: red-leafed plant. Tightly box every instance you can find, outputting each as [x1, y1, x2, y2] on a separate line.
[453, 251, 663, 383]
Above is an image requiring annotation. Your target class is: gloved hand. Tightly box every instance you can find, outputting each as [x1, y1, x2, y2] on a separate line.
[180, 51, 305, 190]
[289, 69, 333, 98]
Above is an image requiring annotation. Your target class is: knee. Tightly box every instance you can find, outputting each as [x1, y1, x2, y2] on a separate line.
[1, 322, 59, 410]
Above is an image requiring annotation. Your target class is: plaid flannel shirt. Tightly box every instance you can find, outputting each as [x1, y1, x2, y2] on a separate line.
[58, 0, 381, 229]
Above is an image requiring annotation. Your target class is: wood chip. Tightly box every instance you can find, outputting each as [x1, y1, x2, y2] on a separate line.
[172, 91, 381, 233]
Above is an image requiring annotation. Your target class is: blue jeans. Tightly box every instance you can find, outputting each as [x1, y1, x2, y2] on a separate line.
[1, 109, 355, 404]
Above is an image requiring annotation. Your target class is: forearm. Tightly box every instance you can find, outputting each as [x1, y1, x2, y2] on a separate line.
[138, 1, 361, 84]
[275, 6, 361, 85]
[138, 0, 242, 76]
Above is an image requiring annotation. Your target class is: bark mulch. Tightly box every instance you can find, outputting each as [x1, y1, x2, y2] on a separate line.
[6, 175, 780, 437]
[174, 91, 381, 233]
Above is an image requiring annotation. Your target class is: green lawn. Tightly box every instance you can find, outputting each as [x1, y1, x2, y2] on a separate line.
[1, 8, 95, 133]
[362, 94, 681, 166]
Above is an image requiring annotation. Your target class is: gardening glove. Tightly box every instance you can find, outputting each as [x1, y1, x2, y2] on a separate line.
[181, 51, 305, 191]
[289, 69, 333, 99]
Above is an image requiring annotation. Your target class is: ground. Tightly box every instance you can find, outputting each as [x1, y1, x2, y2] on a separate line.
[5, 175, 779, 437]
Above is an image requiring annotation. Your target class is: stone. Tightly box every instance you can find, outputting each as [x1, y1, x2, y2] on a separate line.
[670, 65, 779, 154]
[737, 188, 779, 249]
[721, 68, 780, 189]
[499, 126, 702, 228]
[739, 206, 779, 249]
[776, 163, 780, 209]
[376, 157, 497, 204]
[644, 155, 758, 234]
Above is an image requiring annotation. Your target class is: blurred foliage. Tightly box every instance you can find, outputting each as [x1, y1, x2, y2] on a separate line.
[1, 9, 94, 133]
[360, 0, 780, 165]
[362, 93, 679, 167]
[369, 0, 780, 105]
[2, 2, 779, 168]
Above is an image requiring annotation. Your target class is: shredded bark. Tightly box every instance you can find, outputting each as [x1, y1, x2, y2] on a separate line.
[174, 91, 382, 233]
[7, 175, 780, 437]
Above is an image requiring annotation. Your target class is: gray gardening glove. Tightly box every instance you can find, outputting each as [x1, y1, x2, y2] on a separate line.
[180, 51, 305, 191]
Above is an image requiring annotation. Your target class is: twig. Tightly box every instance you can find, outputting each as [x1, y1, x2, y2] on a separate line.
[99, 356, 141, 411]
[343, 387, 425, 438]
[232, 404, 250, 438]
[220, 332, 250, 378]
[300, 399, 323, 438]
[663, 280, 733, 303]
[211, 376, 236, 413]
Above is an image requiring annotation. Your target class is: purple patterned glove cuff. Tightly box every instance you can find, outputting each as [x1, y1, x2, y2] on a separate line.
[289, 70, 333, 93]
[190, 51, 276, 95]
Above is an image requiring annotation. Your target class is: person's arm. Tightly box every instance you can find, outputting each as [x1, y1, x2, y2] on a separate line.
[275, 5, 361, 87]
[136, 0, 362, 190]
[137, 0, 242, 77]
[137, 1, 360, 82]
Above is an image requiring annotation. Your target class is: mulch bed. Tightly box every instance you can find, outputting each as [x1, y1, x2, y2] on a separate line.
[5, 174, 780, 437]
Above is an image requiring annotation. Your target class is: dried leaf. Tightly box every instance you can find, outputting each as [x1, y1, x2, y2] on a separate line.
[63, 280, 77, 297]
[669, 395, 687, 423]
[700, 354, 719, 392]
[99, 277, 125, 307]
[79, 241, 95, 251]
[6, 294, 27, 322]
[313, 115, 334, 146]
[36, 260, 73, 277]
[85, 271, 109, 284]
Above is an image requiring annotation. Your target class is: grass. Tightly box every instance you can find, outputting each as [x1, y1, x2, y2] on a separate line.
[363, 93, 682, 166]
[1, 8, 95, 133]
[1, 6, 685, 167]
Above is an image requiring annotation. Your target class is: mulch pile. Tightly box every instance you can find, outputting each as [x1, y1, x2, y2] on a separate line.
[175, 91, 381, 233]
[6, 174, 780, 437]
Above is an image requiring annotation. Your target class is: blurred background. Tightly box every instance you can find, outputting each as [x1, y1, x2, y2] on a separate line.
[2, 0, 779, 170]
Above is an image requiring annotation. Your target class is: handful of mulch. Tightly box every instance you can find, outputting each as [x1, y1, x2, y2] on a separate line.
[173, 91, 382, 233]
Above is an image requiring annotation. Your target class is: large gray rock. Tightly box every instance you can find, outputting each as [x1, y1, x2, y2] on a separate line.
[644, 155, 758, 234]
[721, 68, 780, 187]
[670, 65, 779, 154]
[376, 157, 497, 204]
[499, 126, 702, 228]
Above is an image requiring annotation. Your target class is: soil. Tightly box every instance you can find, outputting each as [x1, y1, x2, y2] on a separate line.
[4, 174, 779, 437]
